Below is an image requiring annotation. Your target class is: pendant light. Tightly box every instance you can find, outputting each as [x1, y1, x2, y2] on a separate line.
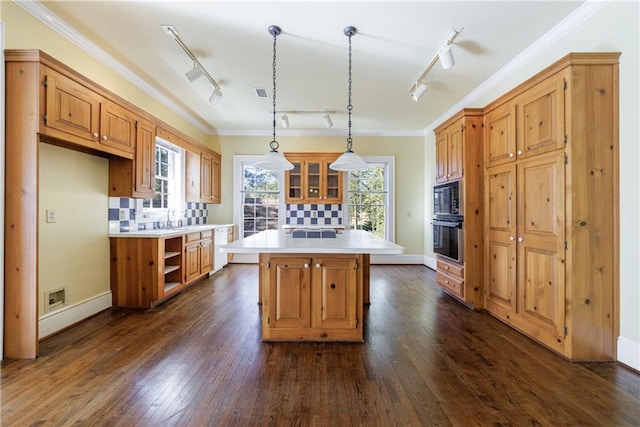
[330, 26, 368, 172]
[255, 25, 294, 171]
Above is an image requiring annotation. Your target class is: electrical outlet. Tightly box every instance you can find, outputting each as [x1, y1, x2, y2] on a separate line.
[119, 210, 127, 221]
[46, 209, 56, 223]
[312, 211, 317, 218]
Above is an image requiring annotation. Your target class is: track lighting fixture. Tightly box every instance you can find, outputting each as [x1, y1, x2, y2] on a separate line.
[330, 26, 368, 172]
[323, 114, 333, 128]
[409, 27, 463, 102]
[162, 24, 223, 106]
[185, 62, 205, 83]
[411, 82, 428, 101]
[281, 114, 290, 128]
[255, 25, 294, 171]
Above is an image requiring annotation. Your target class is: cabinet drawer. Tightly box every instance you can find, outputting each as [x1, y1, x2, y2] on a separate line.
[437, 257, 464, 278]
[437, 271, 464, 298]
[186, 232, 201, 243]
[200, 230, 213, 239]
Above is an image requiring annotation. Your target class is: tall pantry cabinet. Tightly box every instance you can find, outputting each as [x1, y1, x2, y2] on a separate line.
[483, 53, 619, 361]
[433, 109, 484, 308]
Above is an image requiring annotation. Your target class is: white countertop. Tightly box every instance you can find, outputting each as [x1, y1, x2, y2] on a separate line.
[109, 223, 234, 238]
[220, 229, 404, 255]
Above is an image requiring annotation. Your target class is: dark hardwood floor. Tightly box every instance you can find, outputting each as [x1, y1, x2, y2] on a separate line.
[2, 264, 639, 426]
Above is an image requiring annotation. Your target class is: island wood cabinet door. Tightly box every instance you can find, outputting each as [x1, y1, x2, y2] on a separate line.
[261, 254, 363, 341]
[267, 257, 312, 329]
[311, 258, 357, 330]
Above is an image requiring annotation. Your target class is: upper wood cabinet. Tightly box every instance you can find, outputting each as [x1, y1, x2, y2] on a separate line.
[200, 151, 221, 204]
[185, 150, 201, 203]
[483, 70, 566, 168]
[42, 67, 135, 159]
[435, 119, 466, 183]
[284, 153, 343, 204]
[109, 119, 156, 198]
[483, 52, 620, 361]
[433, 109, 484, 309]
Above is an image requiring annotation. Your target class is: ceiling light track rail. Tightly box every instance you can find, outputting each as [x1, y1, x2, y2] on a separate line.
[162, 24, 223, 104]
[409, 27, 463, 101]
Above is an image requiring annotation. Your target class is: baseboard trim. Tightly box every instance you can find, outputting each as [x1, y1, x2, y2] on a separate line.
[39, 291, 112, 339]
[617, 336, 640, 371]
[423, 255, 437, 270]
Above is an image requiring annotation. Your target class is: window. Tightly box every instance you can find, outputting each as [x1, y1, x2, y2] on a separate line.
[234, 157, 284, 238]
[347, 157, 394, 241]
[143, 140, 184, 211]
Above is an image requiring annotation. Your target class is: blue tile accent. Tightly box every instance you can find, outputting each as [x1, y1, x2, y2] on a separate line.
[318, 211, 325, 218]
[311, 204, 317, 210]
[304, 211, 311, 218]
[324, 218, 331, 225]
[297, 204, 304, 210]
[297, 218, 304, 225]
[332, 211, 339, 218]
[119, 198, 129, 208]
[308, 231, 320, 238]
[108, 208, 119, 221]
[324, 205, 331, 211]
[286, 217, 291, 224]
[311, 218, 317, 225]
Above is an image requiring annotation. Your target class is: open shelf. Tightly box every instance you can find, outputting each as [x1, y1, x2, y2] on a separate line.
[164, 282, 180, 293]
[164, 251, 181, 259]
[164, 265, 180, 274]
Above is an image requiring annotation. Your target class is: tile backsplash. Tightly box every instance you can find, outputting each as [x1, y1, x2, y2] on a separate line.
[108, 197, 208, 233]
[285, 204, 342, 226]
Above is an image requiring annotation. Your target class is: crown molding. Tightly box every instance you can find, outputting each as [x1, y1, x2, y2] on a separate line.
[214, 128, 425, 137]
[13, 0, 213, 135]
[424, 0, 611, 134]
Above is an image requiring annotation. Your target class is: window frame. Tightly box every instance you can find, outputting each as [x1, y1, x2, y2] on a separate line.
[344, 156, 395, 242]
[143, 138, 185, 213]
[233, 155, 286, 239]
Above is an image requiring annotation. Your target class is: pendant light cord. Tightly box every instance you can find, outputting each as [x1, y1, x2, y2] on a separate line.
[346, 30, 353, 153]
[270, 28, 278, 152]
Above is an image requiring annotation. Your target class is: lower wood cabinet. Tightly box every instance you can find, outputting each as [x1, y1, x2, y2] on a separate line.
[184, 230, 214, 283]
[436, 256, 465, 299]
[259, 253, 363, 342]
[110, 232, 213, 308]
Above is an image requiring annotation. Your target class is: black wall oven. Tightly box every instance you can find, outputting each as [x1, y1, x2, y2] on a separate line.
[433, 180, 464, 262]
[432, 218, 464, 262]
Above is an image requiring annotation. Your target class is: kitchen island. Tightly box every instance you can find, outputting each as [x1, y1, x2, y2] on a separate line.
[221, 229, 404, 342]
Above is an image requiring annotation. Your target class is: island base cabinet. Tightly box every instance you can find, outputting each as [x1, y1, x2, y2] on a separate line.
[259, 253, 364, 342]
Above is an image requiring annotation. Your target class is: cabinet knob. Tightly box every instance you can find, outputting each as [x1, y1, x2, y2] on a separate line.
[92, 132, 99, 138]
[508, 152, 514, 158]
[517, 150, 523, 155]
[102, 135, 108, 141]
[316, 263, 321, 268]
[444, 265, 449, 270]
[510, 236, 515, 241]
[445, 280, 450, 284]
[518, 237, 524, 242]
[304, 263, 309, 268]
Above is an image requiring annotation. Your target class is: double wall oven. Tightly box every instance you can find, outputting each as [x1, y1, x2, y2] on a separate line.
[432, 181, 463, 263]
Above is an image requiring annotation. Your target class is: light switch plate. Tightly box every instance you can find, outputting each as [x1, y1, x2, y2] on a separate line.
[46, 209, 56, 223]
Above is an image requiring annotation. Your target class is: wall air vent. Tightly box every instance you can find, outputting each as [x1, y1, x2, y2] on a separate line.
[254, 87, 269, 98]
[45, 288, 66, 313]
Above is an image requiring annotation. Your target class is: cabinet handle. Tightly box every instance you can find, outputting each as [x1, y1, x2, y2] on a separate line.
[304, 263, 309, 268]
[517, 150, 523, 155]
[316, 263, 321, 268]
[508, 152, 514, 158]
[92, 132, 99, 138]
[518, 237, 524, 242]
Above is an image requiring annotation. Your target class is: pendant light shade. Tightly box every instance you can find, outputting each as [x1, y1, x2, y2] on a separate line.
[330, 26, 368, 172]
[255, 25, 294, 171]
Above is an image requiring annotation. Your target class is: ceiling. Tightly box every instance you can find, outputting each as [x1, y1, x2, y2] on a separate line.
[33, 1, 586, 135]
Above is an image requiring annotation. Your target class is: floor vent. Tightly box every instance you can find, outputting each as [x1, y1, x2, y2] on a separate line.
[45, 288, 66, 313]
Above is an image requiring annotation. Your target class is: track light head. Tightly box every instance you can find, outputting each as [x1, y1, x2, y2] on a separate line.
[323, 114, 333, 128]
[208, 87, 222, 105]
[281, 114, 290, 128]
[438, 44, 455, 70]
[186, 63, 205, 83]
[411, 82, 428, 101]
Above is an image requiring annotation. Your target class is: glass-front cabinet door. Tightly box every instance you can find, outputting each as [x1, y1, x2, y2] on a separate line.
[286, 160, 303, 202]
[284, 153, 343, 204]
[306, 160, 321, 200]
